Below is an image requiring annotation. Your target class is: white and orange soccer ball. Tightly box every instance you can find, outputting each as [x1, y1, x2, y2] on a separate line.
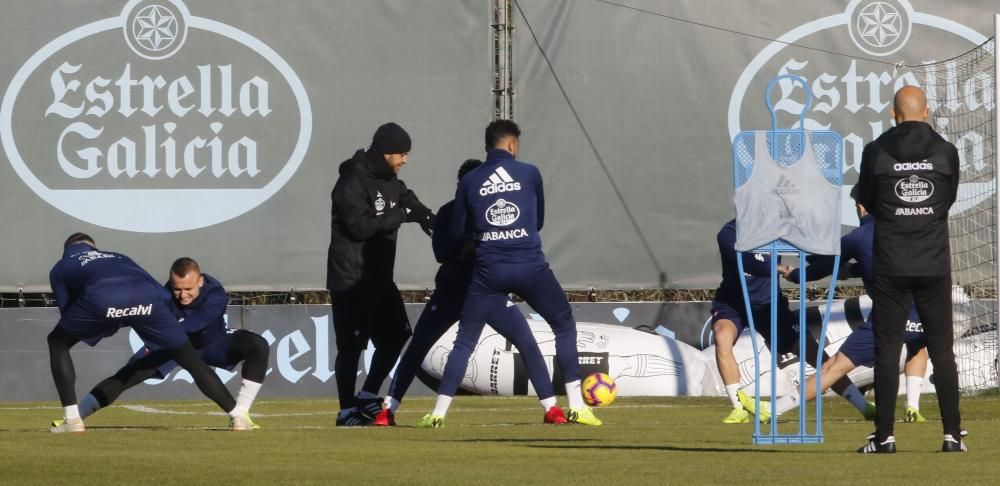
[581, 372, 617, 407]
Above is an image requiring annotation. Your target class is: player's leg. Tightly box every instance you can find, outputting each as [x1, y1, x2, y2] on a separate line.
[861, 273, 912, 452]
[486, 301, 566, 424]
[381, 287, 463, 422]
[710, 306, 749, 424]
[911, 275, 963, 449]
[79, 348, 173, 420]
[360, 283, 411, 419]
[131, 297, 243, 429]
[775, 352, 857, 416]
[221, 330, 270, 417]
[165, 341, 239, 411]
[47, 324, 85, 432]
[331, 287, 369, 425]
[509, 263, 596, 423]
[903, 345, 928, 422]
[773, 300, 871, 417]
[420, 290, 499, 427]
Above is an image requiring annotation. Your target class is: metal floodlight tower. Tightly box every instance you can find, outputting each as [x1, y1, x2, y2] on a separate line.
[492, 0, 515, 120]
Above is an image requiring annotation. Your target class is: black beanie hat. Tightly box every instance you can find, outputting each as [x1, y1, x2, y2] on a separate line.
[371, 122, 411, 154]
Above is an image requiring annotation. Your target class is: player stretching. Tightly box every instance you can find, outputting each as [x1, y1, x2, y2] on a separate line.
[54, 258, 270, 430]
[419, 120, 600, 428]
[711, 220, 870, 424]
[374, 160, 567, 426]
[48, 235, 250, 432]
[742, 200, 929, 421]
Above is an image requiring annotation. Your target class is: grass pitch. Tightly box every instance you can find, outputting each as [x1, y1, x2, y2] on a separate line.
[1, 394, 997, 485]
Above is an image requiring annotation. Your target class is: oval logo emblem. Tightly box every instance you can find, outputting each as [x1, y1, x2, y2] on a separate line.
[895, 174, 934, 202]
[1, 0, 312, 232]
[485, 198, 520, 227]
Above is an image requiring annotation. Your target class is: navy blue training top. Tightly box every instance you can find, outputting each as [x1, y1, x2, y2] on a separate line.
[169, 273, 229, 349]
[432, 200, 476, 293]
[451, 149, 546, 266]
[789, 215, 921, 324]
[789, 215, 875, 293]
[49, 243, 165, 313]
[714, 220, 776, 307]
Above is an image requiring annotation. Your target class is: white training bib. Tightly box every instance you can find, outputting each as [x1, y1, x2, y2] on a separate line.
[734, 132, 840, 255]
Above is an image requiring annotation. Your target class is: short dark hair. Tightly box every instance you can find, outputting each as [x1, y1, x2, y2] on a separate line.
[170, 257, 201, 278]
[457, 159, 483, 181]
[64, 232, 95, 249]
[485, 119, 521, 150]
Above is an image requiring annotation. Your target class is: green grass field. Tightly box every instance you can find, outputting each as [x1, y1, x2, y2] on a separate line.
[1, 394, 997, 485]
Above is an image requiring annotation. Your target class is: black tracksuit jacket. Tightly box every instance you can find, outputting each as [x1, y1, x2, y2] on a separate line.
[854, 121, 959, 277]
[326, 149, 430, 291]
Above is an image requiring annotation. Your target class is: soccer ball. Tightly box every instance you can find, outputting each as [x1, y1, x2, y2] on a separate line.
[581, 372, 617, 407]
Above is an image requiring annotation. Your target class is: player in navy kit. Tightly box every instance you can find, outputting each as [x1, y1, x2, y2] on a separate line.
[47, 234, 251, 432]
[373, 159, 567, 427]
[711, 220, 869, 424]
[749, 200, 930, 420]
[419, 120, 601, 428]
[55, 258, 270, 429]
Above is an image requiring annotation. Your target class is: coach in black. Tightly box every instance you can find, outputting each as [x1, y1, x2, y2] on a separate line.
[853, 86, 964, 453]
[326, 122, 434, 426]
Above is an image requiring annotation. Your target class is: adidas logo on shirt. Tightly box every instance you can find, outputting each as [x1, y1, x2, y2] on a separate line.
[773, 175, 799, 195]
[480, 167, 521, 196]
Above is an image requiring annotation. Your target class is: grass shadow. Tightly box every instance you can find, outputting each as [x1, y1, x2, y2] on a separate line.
[448, 438, 599, 444]
[522, 443, 816, 453]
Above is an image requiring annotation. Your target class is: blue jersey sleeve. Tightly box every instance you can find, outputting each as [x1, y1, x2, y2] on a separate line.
[534, 167, 545, 231]
[181, 286, 227, 337]
[432, 201, 461, 263]
[450, 177, 472, 242]
[789, 227, 865, 282]
[790, 255, 835, 282]
[49, 263, 71, 313]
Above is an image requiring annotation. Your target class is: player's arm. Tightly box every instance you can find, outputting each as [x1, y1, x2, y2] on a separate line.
[947, 145, 960, 207]
[853, 143, 877, 212]
[788, 235, 849, 281]
[449, 177, 472, 241]
[398, 180, 435, 235]
[399, 181, 432, 217]
[334, 177, 405, 240]
[718, 226, 770, 277]
[48, 264, 72, 313]
[180, 288, 228, 336]
[432, 203, 461, 263]
[535, 167, 545, 231]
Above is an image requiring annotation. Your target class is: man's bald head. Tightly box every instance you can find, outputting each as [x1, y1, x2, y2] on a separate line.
[892, 85, 929, 123]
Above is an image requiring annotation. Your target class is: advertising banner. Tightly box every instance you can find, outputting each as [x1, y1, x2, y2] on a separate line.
[0, 1, 994, 290]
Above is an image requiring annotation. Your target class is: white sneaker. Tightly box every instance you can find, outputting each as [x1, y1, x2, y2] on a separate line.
[230, 412, 257, 431]
[50, 417, 85, 433]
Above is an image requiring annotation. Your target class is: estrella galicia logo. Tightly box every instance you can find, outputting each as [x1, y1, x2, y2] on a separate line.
[485, 198, 520, 227]
[1, 0, 312, 232]
[727, 0, 989, 227]
[895, 174, 934, 202]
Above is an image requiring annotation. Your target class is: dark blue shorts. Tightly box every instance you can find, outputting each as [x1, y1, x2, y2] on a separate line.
[839, 317, 926, 367]
[711, 298, 799, 354]
[58, 280, 187, 349]
[132, 331, 239, 379]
